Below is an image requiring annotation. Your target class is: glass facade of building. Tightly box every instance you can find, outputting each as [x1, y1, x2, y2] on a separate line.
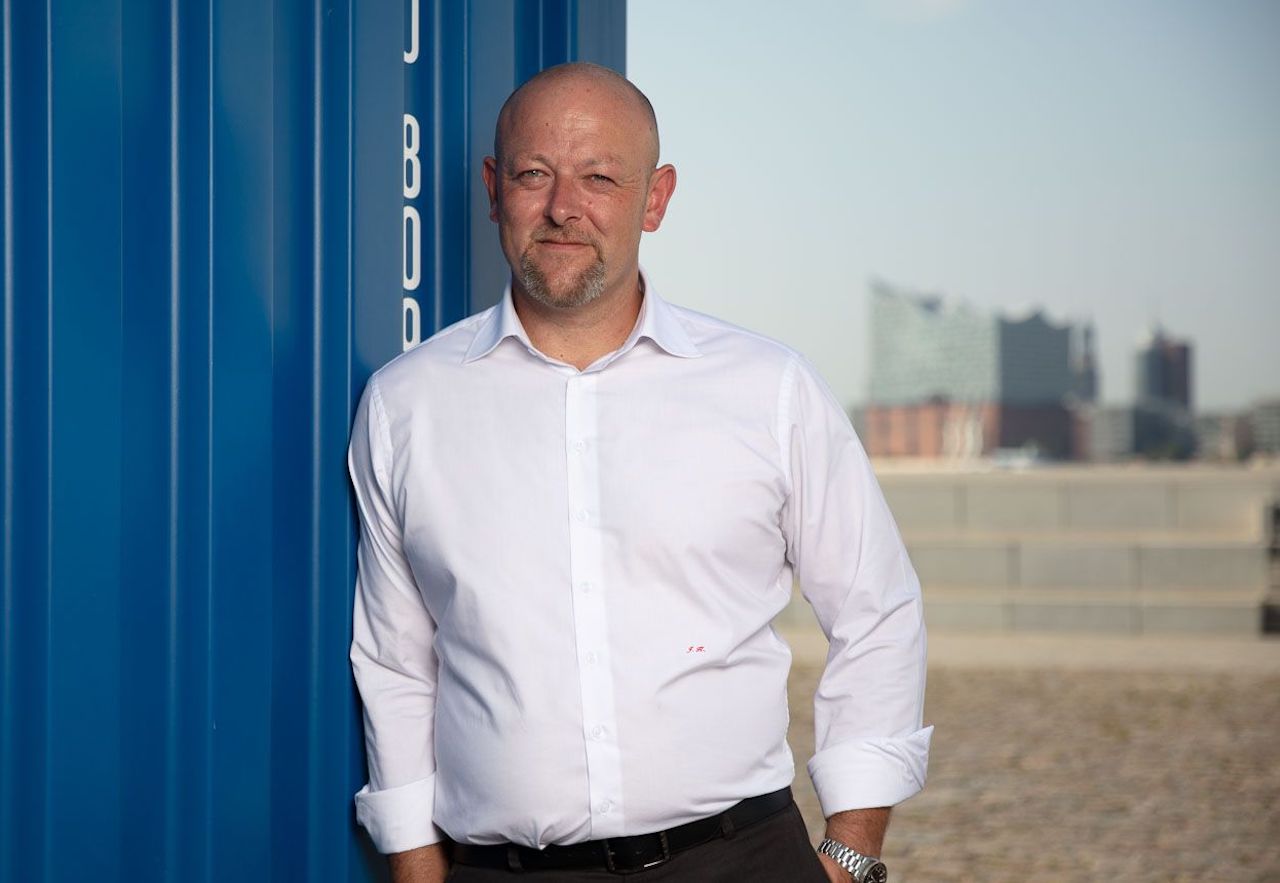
[869, 281, 1075, 407]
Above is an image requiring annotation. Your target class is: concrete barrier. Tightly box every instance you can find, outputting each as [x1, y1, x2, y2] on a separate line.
[1020, 543, 1138, 588]
[906, 541, 1017, 588]
[964, 484, 1062, 532]
[801, 463, 1280, 634]
[1137, 544, 1270, 588]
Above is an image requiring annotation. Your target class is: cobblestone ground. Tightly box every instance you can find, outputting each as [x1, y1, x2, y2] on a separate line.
[786, 663, 1280, 882]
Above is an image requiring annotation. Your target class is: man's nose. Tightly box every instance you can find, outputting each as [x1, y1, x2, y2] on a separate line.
[545, 178, 583, 226]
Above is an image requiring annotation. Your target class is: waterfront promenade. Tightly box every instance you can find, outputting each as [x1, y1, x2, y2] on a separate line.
[781, 624, 1280, 882]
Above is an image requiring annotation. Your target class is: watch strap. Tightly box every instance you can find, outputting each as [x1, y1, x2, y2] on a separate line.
[817, 837, 888, 883]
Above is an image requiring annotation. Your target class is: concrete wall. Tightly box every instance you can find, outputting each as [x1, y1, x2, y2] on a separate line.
[783, 464, 1280, 635]
[878, 465, 1278, 539]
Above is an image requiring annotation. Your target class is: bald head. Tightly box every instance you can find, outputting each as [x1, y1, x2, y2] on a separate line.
[481, 61, 678, 320]
[494, 62, 660, 170]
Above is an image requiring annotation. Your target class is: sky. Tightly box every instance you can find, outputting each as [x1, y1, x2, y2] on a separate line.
[627, 0, 1280, 412]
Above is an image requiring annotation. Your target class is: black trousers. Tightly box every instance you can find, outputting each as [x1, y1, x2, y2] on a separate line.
[444, 802, 829, 882]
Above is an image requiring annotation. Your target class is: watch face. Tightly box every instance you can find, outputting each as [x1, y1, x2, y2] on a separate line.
[866, 862, 888, 883]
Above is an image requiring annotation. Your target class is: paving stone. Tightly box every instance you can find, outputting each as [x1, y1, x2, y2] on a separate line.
[786, 660, 1280, 882]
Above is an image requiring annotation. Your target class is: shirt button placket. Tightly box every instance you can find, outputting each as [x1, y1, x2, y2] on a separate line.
[564, 372, 623, 837]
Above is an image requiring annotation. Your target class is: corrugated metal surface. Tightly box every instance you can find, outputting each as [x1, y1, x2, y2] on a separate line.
[0, 2, 624, 881]
[404, 0, 628, 335]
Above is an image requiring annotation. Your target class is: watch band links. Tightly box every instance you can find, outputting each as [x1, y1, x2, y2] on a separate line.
[817, 837, 888, 883]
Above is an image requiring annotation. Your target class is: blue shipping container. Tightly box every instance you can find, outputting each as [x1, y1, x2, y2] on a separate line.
[0, 2, 625, 881]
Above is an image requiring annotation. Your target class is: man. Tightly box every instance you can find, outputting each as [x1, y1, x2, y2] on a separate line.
[349, 63, 931, 882]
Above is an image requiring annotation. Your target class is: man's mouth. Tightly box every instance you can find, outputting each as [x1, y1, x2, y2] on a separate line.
[532, 238, 598, 259]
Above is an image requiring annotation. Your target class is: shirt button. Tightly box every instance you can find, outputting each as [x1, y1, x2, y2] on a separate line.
[577, 509, 590, 522]
[579, 581, 593, 594]
[591, 725, 605, 739]
[597, 800, 612, 814]
[572, 439, 587, 453]
[585, 651, 598, 665]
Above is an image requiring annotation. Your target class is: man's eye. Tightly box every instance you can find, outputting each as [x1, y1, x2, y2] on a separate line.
[518, 169, 545, 180]
[588, 174, 614, 185]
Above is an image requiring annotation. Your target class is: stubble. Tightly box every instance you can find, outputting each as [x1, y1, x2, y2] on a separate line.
[518, 237, 607, 310]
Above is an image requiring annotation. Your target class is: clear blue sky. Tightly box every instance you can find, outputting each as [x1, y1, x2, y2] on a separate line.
[628, 0, 1280, 412]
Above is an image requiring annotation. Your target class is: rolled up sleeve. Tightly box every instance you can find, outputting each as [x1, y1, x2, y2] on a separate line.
[779, 358, 933, 816]
[349, 377, 443, 853]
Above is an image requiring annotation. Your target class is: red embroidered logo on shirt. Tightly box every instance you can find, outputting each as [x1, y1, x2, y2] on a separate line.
[686, 645, 705, 654]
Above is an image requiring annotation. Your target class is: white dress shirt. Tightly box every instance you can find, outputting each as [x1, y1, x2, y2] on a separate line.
[348, 277, 932, 854]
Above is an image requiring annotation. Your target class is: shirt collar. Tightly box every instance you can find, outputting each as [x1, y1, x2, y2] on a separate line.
[462, 282, 532, 363]
[463, 270, 701, 365]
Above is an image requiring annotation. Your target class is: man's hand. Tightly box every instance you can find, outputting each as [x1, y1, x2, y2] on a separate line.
[388, 843, 449, 883]
[817, 807, 891, 882]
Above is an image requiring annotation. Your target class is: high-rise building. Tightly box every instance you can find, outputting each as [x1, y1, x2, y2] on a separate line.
[1135, 325, 1192, 410]
[1131, 326, 1195, 459]
[1072, 322, 1098, 403]
[864, 281, 1090, 459]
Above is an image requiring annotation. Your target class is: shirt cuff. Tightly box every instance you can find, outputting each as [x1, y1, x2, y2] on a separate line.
[806, 726, 934, 816]
[354, 774, 443, 854]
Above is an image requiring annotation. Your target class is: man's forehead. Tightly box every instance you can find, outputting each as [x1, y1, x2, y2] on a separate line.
[495, 64, 660, 166]
[499, 105, 655, 171]
[508, 85, 644, 133]
[502, 149, 628, 169]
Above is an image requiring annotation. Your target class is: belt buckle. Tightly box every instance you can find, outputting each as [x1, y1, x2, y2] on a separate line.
[604, 830, 670, 875]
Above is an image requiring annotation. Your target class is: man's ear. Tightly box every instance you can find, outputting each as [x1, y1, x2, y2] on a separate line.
[482, 156, 500, 222]
[642, 164, 677, 233]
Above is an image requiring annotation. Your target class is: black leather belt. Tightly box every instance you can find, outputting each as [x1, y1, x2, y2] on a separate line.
[451, 786, 793, 874]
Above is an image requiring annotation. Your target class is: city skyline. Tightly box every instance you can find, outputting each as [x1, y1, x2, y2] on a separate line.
[628, 0, 1280, 413]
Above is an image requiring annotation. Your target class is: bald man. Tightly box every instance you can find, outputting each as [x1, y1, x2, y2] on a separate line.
[348, 63, 931, 883]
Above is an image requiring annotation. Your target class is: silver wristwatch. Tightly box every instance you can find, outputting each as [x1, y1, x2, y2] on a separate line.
[817, 838, 888, 883]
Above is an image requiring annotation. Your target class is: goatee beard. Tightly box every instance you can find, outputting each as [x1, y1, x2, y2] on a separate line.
[519, 250, 607, 309]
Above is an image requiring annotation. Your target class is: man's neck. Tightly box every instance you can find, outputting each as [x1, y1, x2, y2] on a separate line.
[512, 276, 644, 371]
